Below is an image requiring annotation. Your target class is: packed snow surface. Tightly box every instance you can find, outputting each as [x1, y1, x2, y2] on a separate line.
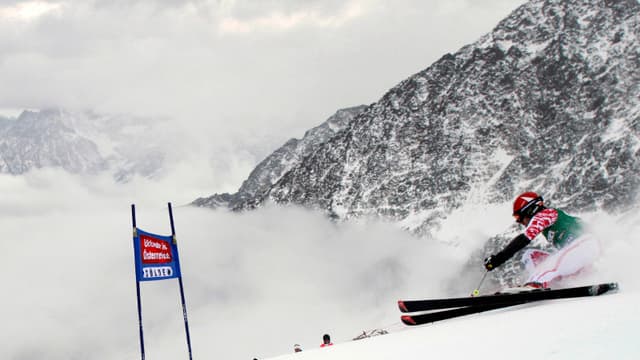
[270, 290, 640, 360]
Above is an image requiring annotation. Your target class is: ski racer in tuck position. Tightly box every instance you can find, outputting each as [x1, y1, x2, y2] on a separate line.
[483, 192, 600, 288]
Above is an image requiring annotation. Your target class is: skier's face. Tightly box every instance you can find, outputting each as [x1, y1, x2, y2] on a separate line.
[514, 215, 530, 226]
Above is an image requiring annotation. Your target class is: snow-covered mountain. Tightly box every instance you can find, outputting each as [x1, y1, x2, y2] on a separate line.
[0, 108, 167, 181]
[0, 109, 107, 174]
[195, 0, 640, 238]
[192, 105, 367, 209]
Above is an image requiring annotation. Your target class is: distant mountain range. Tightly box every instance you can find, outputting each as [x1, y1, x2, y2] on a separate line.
[0, 108, 166, 181]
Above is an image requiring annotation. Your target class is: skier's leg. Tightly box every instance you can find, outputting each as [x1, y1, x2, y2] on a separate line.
[521, 248, 551, 274]
[526, 234, 600, 285]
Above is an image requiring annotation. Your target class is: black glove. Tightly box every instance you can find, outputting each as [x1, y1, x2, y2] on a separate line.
[484, 255, 499, 271]
[483, 234, 530, 271]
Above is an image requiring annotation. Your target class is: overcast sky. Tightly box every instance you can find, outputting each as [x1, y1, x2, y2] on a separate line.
[1, 0, 525, 146]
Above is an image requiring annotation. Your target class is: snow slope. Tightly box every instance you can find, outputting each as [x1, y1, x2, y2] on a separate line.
[260, 207, 640, 360]
[269, 289, 640, 360]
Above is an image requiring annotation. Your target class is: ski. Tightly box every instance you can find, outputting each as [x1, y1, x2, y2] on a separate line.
[398, 282, 618, 313]
[401, 301, 525, 326]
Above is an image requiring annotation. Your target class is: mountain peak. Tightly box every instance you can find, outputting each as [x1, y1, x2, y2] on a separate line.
[194, 0, 640, 238]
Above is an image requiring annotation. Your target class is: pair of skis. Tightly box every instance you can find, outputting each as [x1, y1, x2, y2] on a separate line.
[398, 282, 618, 326]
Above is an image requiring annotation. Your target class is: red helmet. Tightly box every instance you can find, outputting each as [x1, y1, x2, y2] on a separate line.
[513, 191, 544, 219]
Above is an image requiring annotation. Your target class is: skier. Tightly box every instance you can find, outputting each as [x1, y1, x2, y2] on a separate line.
[320, 334, 333, 347]
[483, 192, 600, 288]
[294, 344, 302, 353]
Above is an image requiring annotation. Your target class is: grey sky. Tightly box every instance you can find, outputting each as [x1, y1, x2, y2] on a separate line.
[0, 0, 526, 192]
[1, 1, 524, 126]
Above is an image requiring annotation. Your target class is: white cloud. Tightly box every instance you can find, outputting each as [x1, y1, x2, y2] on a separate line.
[0, 169, 457, 359]
[0, 0, 63, 21]
[218, 0, 367, 34]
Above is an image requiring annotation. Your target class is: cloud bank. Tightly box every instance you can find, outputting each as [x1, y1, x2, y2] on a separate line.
[0, 170, 637, 359]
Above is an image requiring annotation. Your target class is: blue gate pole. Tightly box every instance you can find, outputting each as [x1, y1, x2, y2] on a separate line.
[168, 202, 194, 360]
[131, 204, 146, 360]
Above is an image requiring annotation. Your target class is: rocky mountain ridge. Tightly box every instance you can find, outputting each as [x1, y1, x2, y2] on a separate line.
[195, 0, 640, 241]
[192, 105, 367, 209]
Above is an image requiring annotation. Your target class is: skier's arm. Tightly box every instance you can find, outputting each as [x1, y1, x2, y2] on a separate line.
[484, 234, 530, 271]
[524, 208, 558, 240]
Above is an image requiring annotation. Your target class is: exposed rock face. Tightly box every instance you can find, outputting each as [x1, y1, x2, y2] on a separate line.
[192, 105, 367, 209]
